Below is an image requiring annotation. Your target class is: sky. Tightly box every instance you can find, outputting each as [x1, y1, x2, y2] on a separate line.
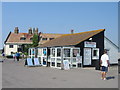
[1, 2, 118, 49]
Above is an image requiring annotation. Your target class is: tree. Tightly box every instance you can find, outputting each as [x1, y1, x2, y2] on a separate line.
[23, 44, 32, 56]
[22, 33, 39, 57]
[32, 33, 39, 47]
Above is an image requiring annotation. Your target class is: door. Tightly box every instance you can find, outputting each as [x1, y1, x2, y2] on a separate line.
[84, 48, 91, 65]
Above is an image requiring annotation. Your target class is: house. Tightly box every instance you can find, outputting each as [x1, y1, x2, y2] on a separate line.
[104, 37, 118, 64]
[4, 27, 63, 55]
[29, 29, 105, 70]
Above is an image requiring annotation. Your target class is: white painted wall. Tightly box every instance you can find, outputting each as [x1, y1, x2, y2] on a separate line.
[4, 44, 18, 55]
[118, 53, 120, 59]
[104, 37, 118, 64]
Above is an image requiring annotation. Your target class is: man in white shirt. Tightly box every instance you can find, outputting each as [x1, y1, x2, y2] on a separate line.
[100, 50, 110, 80]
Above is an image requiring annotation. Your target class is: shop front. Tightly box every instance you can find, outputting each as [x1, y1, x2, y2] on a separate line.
[83, 41, 99, 66]
[50, 47, 81, 69]
[29, 29, 105, 70]
[36, 47, 82, 69]
[29, 48, 38, 58]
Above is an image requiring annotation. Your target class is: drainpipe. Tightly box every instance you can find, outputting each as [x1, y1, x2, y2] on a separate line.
[61, 47, 64, 70]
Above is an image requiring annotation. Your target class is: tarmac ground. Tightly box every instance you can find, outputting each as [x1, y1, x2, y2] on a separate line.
[1, 58, 119, 88]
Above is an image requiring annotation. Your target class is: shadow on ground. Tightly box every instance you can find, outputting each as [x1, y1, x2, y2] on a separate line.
[106, 76, 115, 80]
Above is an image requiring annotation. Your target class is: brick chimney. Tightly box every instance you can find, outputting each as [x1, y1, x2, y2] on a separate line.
[35, 28, 38, 34]
[28, 28, 32, 34]
[71, 29, 74, 34]
[14, 27, 19, 34]
[33, 28, 35, 34]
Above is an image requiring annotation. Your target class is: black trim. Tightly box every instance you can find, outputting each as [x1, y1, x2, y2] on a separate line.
[4, 31, 11, 44]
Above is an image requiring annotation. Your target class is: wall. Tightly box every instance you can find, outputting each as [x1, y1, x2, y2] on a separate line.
[118, 53, 120, 59]
[104, 37, 118, 64]
[4, 44, 18, 55]
[76, 31, 104, 68]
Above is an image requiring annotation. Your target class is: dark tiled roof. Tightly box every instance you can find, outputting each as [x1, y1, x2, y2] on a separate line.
[39, 29, 105, 47]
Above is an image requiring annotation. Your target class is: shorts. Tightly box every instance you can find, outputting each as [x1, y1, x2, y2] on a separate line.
[101, 66, 108, 72]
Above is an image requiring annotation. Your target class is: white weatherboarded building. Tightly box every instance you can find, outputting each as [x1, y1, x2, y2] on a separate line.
[104, 37, 118, 64]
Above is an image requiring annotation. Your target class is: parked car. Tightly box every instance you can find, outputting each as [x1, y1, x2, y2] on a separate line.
[6, 55, 13, 58]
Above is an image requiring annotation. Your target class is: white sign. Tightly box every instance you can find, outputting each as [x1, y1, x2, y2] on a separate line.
[84, 48, 91, 65]
[84, 41, 96, 48]
[76, 56, 82, 63]
[63, 60, 70, 70]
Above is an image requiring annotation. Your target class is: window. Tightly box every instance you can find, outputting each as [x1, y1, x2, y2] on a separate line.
[57, 48, 61, 57]
[9, 45, 13, 48]
[64, 48, 70, 57]
[20, 37, 26, 40]
[29, 49, 31, 55]
[51, 48, 55, 57]
[92, 48, 99, 59]
[30, 38, 33, 40]
[32, 49, 35, 55]
[73, 49, 79, 57]
[43, 49, 47, 56]
[93, 50, 97, 56]
[49, 38, 54, 40]
[18, 48, 22, 52]
[42, 38, 47, 40]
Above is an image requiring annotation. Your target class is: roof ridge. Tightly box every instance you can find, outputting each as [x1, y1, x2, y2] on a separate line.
[61, 29, 105, 37]
[41, 33, 64, 34]
[74, 29, 105, 45]
[50, 29, 105, 40]
[38, 29, 105, 47]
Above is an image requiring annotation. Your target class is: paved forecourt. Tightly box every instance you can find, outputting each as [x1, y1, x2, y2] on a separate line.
[1, 58, 118, 88]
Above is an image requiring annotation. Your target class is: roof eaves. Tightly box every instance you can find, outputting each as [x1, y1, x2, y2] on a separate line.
[74, 29, 105, 45]
[105, 36, 118, 48]
[4, 32, 11, 44]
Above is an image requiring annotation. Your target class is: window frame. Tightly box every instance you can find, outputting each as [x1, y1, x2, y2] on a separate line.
[9, 45, 14, 48]
[42, 38, 47, 40]
[20, 37, 26, 40]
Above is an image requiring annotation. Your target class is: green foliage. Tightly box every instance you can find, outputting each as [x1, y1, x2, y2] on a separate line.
[32, 34, 39, 47]
[23, 44, 32, 55]
[22, 34, 39, 56]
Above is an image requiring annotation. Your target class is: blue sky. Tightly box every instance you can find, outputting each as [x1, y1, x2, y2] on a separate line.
[2, 2, 118, 49]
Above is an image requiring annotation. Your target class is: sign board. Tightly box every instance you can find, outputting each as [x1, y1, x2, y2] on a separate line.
[84, 41, 96, 48]
[63, 60, 70, 70]
[84, 48, 91, 65]
[38, 48, 42, 56]
[76, 56, 82, 63]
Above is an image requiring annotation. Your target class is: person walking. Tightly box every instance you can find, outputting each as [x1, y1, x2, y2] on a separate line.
[13, 53, 16, 61]
[16, 52, 20, 61]
[100, 49, 110, 80]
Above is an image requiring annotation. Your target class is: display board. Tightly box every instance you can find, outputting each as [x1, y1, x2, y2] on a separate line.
[84, 48, 91, 65]
[63, 60, 70, 70]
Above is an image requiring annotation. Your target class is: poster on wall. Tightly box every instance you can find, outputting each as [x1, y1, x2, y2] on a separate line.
[76, 56, 82, 63]
[63, 60, 70, 70]
[84, 48, 91, 65]
[38, 49, 42, 56]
